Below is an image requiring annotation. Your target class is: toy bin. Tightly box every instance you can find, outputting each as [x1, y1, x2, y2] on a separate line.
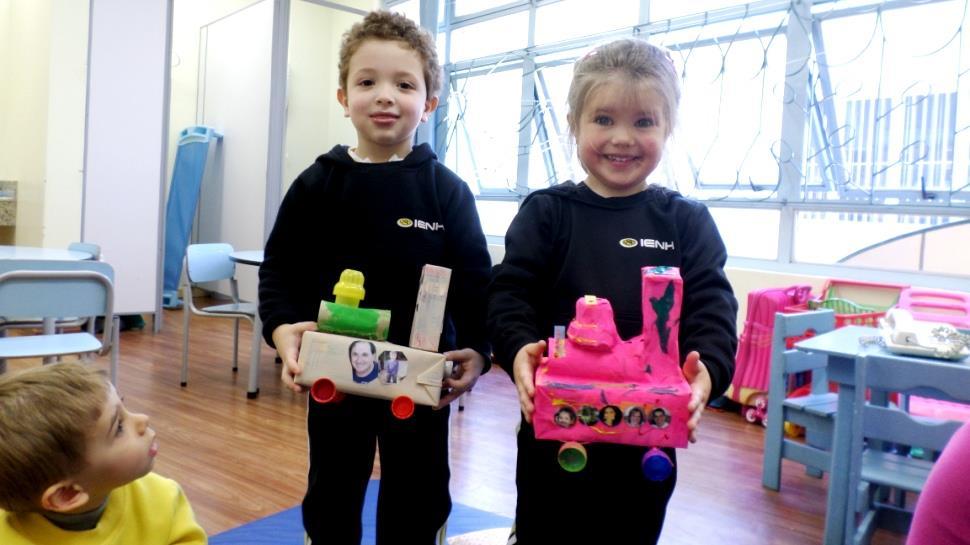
[785, 279, 907, 327]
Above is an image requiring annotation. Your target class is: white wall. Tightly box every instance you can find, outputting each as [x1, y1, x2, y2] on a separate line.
[164, 0, 373, 302]
[195, 0, 274, 303]
[168, 0, 257, 186]
[0, 0, 51, 246]
[84, 0, 171, 315]
[42, 0, 88, 249]
[283, 1, 368, 193]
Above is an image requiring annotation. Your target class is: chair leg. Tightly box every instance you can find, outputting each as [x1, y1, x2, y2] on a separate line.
[232, 318, 240, 373]
[762, 413, 784, 491]
[805, 466, 824, 478]
[110, 316, 120, 385]
[42, 317, 57, 364]
[246, 315, 262, 399]
[181, 301, 190, 387]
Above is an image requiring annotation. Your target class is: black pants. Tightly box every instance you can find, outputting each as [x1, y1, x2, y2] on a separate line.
[303, 395, 451, 545]
[512, 420, 676, 545]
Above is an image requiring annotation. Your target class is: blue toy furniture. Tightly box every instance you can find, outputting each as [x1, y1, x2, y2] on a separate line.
[762, 309, 837, 491]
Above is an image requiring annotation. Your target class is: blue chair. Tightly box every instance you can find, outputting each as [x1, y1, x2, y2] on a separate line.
[181, 243, 262, 398]
[0, 259, 118, 382]
[61, 242, 103, 338]
[762, 309, 837, 491]
[844, 353, 970, 544]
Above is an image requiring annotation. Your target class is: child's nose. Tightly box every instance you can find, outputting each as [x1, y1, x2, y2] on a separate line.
[611, 126, 634, 145]
[132, 412, 150, 434]
[375, 84, 395, 104]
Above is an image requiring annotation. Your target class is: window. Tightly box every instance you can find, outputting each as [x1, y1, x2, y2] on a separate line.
[444, 69, 523, 194]
[432, 0, 970, 281]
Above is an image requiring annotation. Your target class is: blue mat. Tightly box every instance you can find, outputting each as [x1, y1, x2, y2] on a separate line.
[211, 480, 511, 544]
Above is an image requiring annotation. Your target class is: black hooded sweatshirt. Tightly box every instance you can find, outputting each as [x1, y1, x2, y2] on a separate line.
[488, 181, 737, 398]
[259, 143, 491, 364]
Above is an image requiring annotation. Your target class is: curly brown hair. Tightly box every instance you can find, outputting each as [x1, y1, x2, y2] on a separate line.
[338, 11, 442, 98]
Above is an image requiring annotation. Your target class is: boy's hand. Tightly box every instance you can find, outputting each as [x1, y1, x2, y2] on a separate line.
[437, 348, 486, 408]
[512, 340, 547, 423]
[682, 350, 712, 443]
[272, 322, 317, 393]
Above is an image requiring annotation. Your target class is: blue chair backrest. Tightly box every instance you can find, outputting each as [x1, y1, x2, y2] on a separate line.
[772, 309, 836, 391]
[186, 243, 235, 283]
[0, 259, 114, 319]
[855, 353, 970, 451]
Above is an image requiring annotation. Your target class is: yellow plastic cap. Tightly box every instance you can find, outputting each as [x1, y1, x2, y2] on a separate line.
[333, 269, 365, 306]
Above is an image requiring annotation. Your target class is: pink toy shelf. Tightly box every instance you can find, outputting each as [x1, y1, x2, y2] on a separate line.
[532, 266, 690, 480]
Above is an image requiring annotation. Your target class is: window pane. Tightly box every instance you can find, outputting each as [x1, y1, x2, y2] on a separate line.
[475, 199, 519, 237]
[534, 0, 638, 46]
[709, 208, 779, 260]
[387, 0, 420, 24]
[530, 60, 578, 188]
[657, 11, 789, 199]
[449, 11, 528, 62]
[795, 212, 969, 276]
[453, 0, 515, 18]
[804, 2, 970, 207]
[650, 0, 753, 21]
[444, 70, 522, 193]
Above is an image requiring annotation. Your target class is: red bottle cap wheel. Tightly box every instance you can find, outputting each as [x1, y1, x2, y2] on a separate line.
[391, 396, 415, 419]
[311, 378, 340, 403]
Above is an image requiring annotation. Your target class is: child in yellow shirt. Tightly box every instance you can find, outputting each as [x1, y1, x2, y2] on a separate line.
[0, 362, 206, 544]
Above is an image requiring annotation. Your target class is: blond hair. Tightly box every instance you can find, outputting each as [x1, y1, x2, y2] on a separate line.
[567, 38, 680, 139]
[338, 10, 442, 98]
[0, 363, 107, 512]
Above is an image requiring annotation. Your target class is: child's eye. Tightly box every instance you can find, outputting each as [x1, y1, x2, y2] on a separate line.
[358, 79, 374, 87]
[636, 118, 656, 128]
[594, 115, 612, 126]
[398, 82, 415, 90]
[115, 418, 124, 437]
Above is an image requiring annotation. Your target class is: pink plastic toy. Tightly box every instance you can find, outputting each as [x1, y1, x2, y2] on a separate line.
[532, 266, 690, 480]
[729, 285, 812, 425]
[897, 287, 970, 329]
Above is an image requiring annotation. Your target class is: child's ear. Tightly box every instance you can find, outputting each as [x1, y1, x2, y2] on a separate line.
[41, 480, 90, 513]
[337, 88, 350, 117]
[421, 96, 440, 123]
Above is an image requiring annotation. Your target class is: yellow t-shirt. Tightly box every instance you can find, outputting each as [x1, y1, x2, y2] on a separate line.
[0, 472, 207, 545]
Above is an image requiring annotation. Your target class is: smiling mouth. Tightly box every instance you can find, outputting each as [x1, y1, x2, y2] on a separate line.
[371, 113, 399, 122]
[604, 154, 639, 163]
[148, 439, 159, 457]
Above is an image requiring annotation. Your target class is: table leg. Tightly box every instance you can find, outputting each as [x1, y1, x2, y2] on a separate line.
[247, 314, 262, 399]
[823, 355, 854, 545]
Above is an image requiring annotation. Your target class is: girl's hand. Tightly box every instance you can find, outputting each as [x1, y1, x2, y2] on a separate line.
[512, 341, 547, 422]
[437, 349, 486, 408]
[271, 322, 317, 393]
[682, 350, 712, 443]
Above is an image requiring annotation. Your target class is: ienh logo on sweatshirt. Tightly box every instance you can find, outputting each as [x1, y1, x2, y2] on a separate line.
[619, 237, 675, 250]
[397, 218, 445, 232]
